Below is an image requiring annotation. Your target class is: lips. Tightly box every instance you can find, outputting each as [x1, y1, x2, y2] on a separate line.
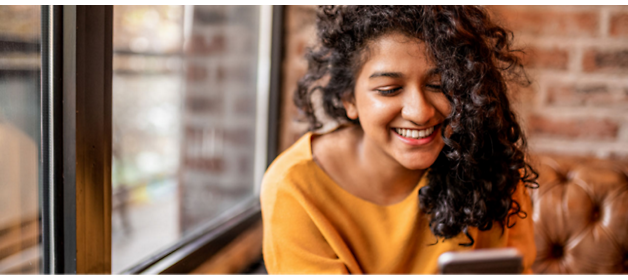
[392, 124, 440, 146]
[393, 126, 435, 139]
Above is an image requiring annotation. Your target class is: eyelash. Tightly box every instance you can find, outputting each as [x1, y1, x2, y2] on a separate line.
[426, 84, 442, 91]
[377, 84, 442, 95]
[377, 88, 401, 95]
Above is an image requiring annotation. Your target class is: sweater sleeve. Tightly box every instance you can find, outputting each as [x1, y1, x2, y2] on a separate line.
[507, 181, 537, 274]
[261, 174, 349, 274]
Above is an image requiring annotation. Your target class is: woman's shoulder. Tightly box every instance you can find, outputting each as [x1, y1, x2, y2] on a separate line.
[261, 132, 318, 199]
[260, 125, 359, 205]
[263, 125, 357, 184]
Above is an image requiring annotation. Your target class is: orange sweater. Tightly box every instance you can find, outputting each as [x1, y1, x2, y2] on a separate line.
[261, 132, 536, 274]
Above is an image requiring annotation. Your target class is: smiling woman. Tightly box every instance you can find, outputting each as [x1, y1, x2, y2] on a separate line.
[345, 33, 451, 172]
[261, 5, 539, 274]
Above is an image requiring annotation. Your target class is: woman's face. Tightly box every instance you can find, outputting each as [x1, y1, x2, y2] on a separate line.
[344, 32, 451, 171]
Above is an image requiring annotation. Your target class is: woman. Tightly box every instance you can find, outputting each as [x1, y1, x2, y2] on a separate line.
[261, 6, 539, 274]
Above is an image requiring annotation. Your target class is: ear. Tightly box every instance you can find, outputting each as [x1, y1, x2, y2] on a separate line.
[342, 97, 358, 120]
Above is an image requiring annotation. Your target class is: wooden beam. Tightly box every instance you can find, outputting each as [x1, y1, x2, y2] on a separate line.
[190, 221, 263, 274]
[63, 5, 112, 274]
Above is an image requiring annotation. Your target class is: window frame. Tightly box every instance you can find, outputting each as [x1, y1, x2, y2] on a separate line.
[42, 5, 283, 274]
[41, 4, 67, 274]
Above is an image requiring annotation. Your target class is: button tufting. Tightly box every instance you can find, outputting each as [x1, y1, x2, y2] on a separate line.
[533, 155, 628, 274]
[555, 172, 568, 183]
[550, 244, 564, 259]
[565, 170, 574, 180]
[591, 205, 601, 222]
[555, 170, 575, 183]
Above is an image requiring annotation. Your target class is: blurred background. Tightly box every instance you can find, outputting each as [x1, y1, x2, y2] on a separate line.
[0, 5, 626, 274]
[110, 5, 260, 273]
[0, 5, 41, 274]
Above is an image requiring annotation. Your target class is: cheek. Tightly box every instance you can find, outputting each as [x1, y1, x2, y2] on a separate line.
[436, 97, 453, 138]
[357, 96, 399, 126]
[436, 94, 451, 117]
[433, 94, 452, 118]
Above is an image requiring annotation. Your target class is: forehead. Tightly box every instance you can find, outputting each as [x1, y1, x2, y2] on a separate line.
[359, 32, 435, 75]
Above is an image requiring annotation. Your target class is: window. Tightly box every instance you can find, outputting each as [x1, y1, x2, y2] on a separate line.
[111, 5, 275, 273]
[0, 5, 42, 274]
[112, 6, 280, 274]
[111, 6, 185, 273]
[0, 5, 280, 274]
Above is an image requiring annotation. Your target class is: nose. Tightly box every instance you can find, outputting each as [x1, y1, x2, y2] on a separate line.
[400, 87, 436, 126]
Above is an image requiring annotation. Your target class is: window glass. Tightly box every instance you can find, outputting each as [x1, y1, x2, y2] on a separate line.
[112, 5, 262, 273]
[0, 5, 42, 274]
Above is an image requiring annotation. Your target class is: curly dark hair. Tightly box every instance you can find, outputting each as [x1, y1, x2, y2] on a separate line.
[294, 5, 539, 246]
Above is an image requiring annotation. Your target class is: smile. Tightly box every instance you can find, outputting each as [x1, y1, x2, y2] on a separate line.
[391, 124, 441, 146]
[393, 126, 436, 139]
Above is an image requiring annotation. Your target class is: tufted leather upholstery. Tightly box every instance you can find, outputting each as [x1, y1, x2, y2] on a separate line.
[529, 154, 628, 274]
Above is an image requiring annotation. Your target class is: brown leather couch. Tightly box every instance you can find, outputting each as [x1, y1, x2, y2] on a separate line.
[530, 154, 628, 274]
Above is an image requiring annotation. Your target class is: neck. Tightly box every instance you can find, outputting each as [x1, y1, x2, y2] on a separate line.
[354, 127, 425, 204]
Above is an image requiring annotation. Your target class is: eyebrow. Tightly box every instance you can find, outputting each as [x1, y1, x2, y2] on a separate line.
[369, 72, 403, 79]
[368, 68, 440, 79]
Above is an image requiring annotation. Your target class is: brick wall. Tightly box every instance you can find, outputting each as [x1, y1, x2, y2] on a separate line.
[278, 6, 317, 153]
[180, 6, 260, 230]
[279, 5, 628, 160]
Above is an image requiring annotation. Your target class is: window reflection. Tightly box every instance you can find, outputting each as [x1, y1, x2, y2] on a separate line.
[0, 5, 41, 275]
[112, 5, 184, 273]
[112, 5, 261, 273]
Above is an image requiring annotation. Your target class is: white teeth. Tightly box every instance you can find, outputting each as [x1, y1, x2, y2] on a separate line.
[394, 126, 436, 139]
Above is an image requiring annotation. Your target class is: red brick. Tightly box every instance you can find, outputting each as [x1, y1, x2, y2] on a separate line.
[226, 65, 254, 82]
[187, 34, 225, 55]
[184, 158, 222, 172]
[193, 6, 227, 25]
[238, 156, 253, 175]
[527, 115, 618, 140]
[608, 151, 628, 162]
[546, 83, 617, 106]
[182, 126, 226, 172]
[296, 40, 308, 57]
[184, 157, 224, 173]
[487, 6, 599, 37]
[216, 65, 226, 81]
[212, 63, 253, 83]
[522, 46, 569, 70]
[224, 128, 254, 146]
[610, 12, 628, 38]
[508, 82, 537, 106]
[186, 95, 224, 114]
[285, 6, 317, 34]
[582, 49, 628, 72]
[233, 95, 255, 115]
[186, 65, 207, 81]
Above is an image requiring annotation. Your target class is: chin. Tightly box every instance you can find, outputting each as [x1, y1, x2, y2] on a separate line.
[399, 152, 441, 170]
[396, 140, 445, 170]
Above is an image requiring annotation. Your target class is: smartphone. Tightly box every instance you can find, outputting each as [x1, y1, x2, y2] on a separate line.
[437, 248, 523, 274]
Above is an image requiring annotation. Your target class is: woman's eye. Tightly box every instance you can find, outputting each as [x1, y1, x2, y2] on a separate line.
[426, 84, 442, 91]
[377, 87, 401, 95]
